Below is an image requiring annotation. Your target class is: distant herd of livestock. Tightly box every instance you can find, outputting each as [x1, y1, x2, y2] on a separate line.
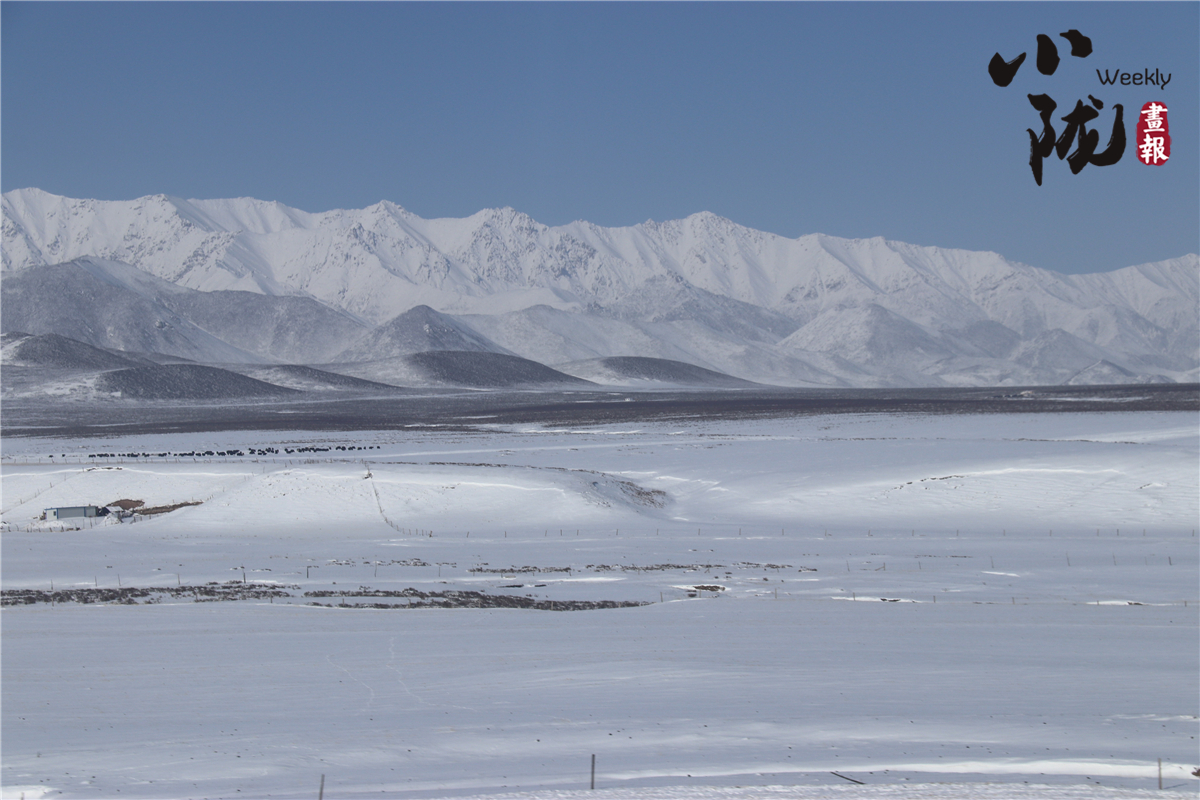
[78, 445, 382, 459]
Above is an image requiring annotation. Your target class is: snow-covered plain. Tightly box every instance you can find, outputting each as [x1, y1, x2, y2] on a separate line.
[2, 409, 1197, 800]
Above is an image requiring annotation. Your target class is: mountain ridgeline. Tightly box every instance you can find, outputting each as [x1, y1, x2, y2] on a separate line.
[3, 188, 1196, 389]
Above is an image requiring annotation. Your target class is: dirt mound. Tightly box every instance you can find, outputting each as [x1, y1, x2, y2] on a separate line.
[107, 499, 144, 510]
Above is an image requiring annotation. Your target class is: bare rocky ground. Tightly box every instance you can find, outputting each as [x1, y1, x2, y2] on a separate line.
[3, 384, 1197, 439]
[2, 583, 648, 611]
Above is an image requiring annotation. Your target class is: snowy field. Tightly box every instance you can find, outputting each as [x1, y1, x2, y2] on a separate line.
[2, 408, 1197, 800]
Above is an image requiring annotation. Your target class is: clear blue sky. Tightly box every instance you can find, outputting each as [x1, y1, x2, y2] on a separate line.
[3, 2, 1196, 274]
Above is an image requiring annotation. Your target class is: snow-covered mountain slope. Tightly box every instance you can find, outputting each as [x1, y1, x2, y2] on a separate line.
[333, 304, 510, 362]
[1, 256, 368, 364]
[3, 189, 1196, 387]
[555, 356, 761, 388]
[457, 304, 849, 387]
[237, 365, 402, 393]
[155, 288, 369, 364]
[328, 351, 595, 389]
[1, 257, 261, 363]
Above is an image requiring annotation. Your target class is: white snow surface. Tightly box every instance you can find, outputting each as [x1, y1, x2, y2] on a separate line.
[3, 189, 1196, 386]
[1, 410, 1197, 800]
[402, 788, 1192, 800]
[2, 784, 1193, 800]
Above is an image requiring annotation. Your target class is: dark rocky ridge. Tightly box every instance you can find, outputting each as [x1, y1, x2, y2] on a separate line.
[1, 331, 150, 370]
[239, 364, 403, 392]
[95, 364, 299, 400]
[407, 350, 593, 388]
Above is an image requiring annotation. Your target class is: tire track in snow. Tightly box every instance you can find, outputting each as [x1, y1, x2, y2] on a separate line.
[325, 652, 377, 716]
[386, 635, 478, 713]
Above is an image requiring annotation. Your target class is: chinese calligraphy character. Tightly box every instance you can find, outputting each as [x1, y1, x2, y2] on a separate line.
[992, 30, 1126, 184]
[989, 29, 1092, 86]
[1025, 94, 1125, 185]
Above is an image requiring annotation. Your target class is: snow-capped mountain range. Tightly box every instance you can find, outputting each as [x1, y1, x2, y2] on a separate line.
[3, 187, 1196, 387]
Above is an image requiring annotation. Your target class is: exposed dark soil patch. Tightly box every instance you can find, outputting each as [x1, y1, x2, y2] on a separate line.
[305, 587, 647, 611]
[469, 565, 574, 574]
[98, 499, 200, 515]
[108, 499, 144, 510]
[467, 563, 737, 575]
[588, 563, 725, 572]
[3, 582, 647, 611]
[615, 480, 667, 507]
[2, 581, 297, 606]
[139, 501, 202, 515]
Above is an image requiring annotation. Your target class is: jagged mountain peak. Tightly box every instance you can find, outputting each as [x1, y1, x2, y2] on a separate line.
[632, 210, 765, 247]
[332, 303, 508, 363]
[353, 199, 419, 228]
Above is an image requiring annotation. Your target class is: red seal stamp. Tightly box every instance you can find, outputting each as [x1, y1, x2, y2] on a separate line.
[1136, 102, 1170, 165]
